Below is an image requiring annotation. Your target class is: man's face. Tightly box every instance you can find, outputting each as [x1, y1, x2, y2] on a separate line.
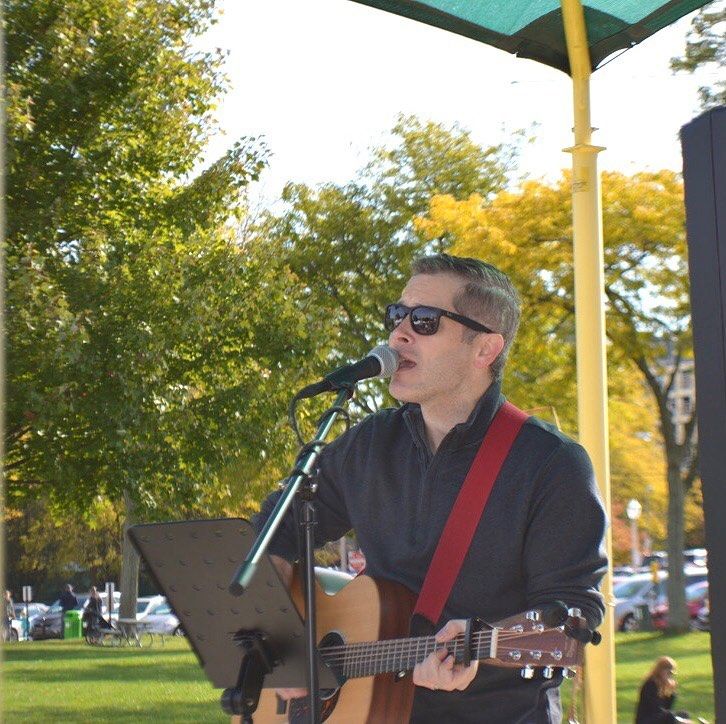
[387, 273, 488, 409]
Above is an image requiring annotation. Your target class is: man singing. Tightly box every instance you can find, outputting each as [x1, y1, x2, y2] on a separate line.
[254, 253, 607, 722]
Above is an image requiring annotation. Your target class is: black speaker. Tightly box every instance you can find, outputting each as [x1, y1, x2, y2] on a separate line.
[681, 105, 726, 720]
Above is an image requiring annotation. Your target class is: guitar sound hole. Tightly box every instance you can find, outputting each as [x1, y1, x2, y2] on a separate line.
[288, 631, 345, 723]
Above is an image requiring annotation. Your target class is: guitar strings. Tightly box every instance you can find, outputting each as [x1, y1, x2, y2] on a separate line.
[317, 630, 566, 657]
[316, 630, 576, 671]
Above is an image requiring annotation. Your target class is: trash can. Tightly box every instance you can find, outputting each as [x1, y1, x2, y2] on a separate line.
[64, 610, 83, 639]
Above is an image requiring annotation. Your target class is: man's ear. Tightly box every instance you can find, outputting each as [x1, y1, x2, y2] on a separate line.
[473, 333, 505, 370]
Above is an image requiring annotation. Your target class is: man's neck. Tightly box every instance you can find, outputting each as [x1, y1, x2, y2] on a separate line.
[421, 382, 492, 452]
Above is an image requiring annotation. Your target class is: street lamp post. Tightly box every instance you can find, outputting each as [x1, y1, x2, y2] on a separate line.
[626, 499, 643, 568]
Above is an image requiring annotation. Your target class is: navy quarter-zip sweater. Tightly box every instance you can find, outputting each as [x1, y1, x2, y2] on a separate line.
[253, 381, 607, 723]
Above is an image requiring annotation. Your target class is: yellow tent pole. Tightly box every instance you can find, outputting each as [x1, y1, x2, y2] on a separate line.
[560, 1, 616, 722]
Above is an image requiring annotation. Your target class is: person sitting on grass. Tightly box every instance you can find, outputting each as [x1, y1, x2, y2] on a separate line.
[635, 656, 707, 724]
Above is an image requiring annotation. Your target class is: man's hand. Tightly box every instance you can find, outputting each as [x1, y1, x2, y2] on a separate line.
[412, 619, 478, 692]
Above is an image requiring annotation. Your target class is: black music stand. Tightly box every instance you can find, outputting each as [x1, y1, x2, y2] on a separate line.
[128, 518, 338, 721]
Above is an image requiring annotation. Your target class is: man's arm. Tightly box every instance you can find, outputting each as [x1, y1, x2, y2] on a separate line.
[523, 441, 608, 628]
[251, 424, 360, 562]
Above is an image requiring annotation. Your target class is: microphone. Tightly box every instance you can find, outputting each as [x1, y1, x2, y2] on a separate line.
[297, 345, 399, 398]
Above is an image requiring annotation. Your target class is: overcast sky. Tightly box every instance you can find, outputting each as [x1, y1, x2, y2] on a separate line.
[199, 1, 719, 202]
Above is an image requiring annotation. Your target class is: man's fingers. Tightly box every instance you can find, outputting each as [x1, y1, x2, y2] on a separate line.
[412, 648, 478, 691]
[435, 619, 467, 643]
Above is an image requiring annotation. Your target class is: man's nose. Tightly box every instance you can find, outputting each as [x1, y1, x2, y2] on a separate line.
[388, 316, 414, 345]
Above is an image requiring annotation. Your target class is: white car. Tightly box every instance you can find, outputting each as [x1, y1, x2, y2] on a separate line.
[5, 618, 25, 641]
[614, 567, 709, 631]
[136, 596, 183, 636]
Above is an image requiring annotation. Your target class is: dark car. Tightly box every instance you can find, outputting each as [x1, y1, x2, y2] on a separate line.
[29, 596, 89, 640]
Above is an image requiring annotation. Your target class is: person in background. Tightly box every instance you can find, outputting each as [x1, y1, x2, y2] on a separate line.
[3, 590, 15, 641]
[635, 656, 702, 724]
[58, 583, 78, 639]
[83, 586, 104, 634]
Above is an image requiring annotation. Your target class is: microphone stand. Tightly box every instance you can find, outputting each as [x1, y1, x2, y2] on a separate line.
[229, 385, 354, 724]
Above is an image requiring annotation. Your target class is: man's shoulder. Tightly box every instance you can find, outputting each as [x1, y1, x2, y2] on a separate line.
[517, 414, 592, 466]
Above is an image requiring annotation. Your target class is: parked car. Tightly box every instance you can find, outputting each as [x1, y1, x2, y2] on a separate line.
[317, 567, 354, 593]
[651, 580, 709, 629]
[614, 567, 708, 631]
[30, 592, 120, 640]
[13, 602, 49, 630]
[683, 548, 707, 567]
[4, 617, 24, 642]
[131, 595, 182, 636]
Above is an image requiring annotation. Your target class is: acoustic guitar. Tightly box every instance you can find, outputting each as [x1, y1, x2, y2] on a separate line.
[237, 573, 587, 724]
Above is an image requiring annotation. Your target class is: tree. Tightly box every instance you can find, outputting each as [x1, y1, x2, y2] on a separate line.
[4, 0, 313, 614]
[417, 171, 699, 629]
[253, 115, 519, 426]
[671, 0, 726, 110]
[4, 497, 123, 602]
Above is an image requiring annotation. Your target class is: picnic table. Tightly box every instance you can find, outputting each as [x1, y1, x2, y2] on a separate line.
[85, 617, 160, 648]
[114, 618, 157, 647]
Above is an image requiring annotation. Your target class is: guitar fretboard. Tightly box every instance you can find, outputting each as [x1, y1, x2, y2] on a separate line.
[319, 630, 496, 679]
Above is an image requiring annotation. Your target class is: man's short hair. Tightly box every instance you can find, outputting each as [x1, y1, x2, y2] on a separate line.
[410, 253, 520, 381]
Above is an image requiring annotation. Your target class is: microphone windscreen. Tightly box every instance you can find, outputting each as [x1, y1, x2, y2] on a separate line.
[368, 344, 399, 378]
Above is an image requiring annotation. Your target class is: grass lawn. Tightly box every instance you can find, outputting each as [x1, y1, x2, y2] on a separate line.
[1, 632, 715, 722]
[615, 631, 714, 722]
[1, 638, 227, 723]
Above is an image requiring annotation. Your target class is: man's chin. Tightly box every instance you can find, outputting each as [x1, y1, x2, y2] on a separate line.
[388, 380, 419, 404]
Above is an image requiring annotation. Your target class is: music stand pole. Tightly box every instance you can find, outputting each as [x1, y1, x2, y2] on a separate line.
[229, 386, 354, 724]
[300, 496, 320, 723]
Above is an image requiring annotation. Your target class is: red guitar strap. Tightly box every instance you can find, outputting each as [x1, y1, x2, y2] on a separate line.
[413, 401, 529, 626]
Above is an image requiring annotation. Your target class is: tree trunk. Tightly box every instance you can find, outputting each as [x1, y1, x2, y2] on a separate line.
[118, 489, 140, 620]
[666, 462, 689, 631]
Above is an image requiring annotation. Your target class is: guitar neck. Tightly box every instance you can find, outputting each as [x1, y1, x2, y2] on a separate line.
[318, 611, 585, 681]
[320, 629, 498, 680]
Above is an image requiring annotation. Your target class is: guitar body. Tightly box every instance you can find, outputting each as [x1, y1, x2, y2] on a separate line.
[248, 574, 417, 724]
[231, 572, 586, 724]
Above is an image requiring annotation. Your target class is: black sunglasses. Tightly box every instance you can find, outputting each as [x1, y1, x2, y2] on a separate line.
[384, 303, 494, 336]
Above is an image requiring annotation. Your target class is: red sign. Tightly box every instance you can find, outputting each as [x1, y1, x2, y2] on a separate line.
[348, 550, 366, 573]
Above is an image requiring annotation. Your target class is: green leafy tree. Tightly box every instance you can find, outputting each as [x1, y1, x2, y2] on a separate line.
[4, 498, 123, 602]
[420, 171, 699, 630]
[671, 0, 726, 109]
[254, 115, 518, 427]
[4, 0, 312, 614]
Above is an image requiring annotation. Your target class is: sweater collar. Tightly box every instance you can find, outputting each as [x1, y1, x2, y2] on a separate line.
[402, 380, 505, 452]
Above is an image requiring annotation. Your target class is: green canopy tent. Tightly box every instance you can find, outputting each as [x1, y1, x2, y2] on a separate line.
[348, 0, 710, 73]
[342, 2, 714, 722]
